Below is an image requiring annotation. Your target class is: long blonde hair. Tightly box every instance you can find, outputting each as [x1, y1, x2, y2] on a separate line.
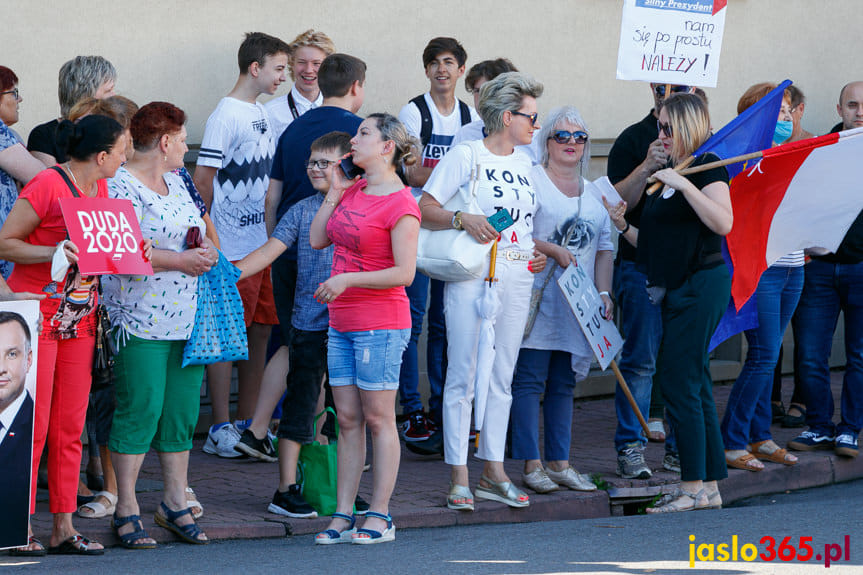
[663, 92, 711, 162]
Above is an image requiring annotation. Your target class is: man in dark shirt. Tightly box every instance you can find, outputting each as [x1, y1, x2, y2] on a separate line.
[607, 83, 693, 479]
[788, 81, 863, 459]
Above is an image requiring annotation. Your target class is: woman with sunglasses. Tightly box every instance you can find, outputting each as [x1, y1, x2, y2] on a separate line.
[0, 67, 48, 280]
[420, 72, 547, 510]
[510, 106, 611, 495]
[609, 92, 732, 513]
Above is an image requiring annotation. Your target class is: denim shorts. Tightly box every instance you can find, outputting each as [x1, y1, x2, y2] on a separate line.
[327, 327, 410, 391]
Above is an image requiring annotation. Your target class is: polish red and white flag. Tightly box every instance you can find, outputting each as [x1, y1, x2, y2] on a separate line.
[727, 126, 863, 309]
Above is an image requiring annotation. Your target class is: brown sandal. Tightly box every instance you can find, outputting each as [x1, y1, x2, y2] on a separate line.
[725, 451, 764, 471]
[749, 440, 798, 465]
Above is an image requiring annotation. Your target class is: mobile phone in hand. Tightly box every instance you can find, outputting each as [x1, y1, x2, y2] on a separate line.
[487, 209, 515, 233]
[340, 156, 364, 180]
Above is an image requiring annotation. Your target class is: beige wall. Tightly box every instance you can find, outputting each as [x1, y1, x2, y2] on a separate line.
[5, 1, 855, 152]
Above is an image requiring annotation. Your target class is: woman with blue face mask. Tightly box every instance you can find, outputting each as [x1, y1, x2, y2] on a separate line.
[719, 84, 803, 473]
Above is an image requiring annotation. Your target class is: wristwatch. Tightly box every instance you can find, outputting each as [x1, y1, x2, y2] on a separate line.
[452, 210, 463, 230]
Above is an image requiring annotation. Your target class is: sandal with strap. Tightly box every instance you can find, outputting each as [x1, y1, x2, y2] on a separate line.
[315, 512, 356, 545]
[47, 534, 105, 555]
[352, 511, 395, 544]
[725, 451, 764, 471]
[447, 483, 475, 511]
[154, 502, 208, 545]
[113, 513, 156, 549]
[749, 440, 798, 466]
[646, 488, 704, 514]
[475, 475, 530, 508]
[77, 491, 117, 519]
[186, 487, 204, 519]
[8, 536, 47, 557]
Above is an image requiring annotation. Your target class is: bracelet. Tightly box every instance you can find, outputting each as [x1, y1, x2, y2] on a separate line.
[598, 291, 610, 298]
[619, 221, 631, 234]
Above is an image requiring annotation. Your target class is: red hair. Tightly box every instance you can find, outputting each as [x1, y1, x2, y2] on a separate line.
[130, 101, 186, 151]
[0, 66, 18, 93]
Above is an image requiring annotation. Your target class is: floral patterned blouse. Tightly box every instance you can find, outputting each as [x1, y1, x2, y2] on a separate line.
[102, 166, 206, 340]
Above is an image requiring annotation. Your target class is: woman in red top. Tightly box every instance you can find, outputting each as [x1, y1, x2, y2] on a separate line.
[310, 113, 420, 545]
[0, 115, 128, 555]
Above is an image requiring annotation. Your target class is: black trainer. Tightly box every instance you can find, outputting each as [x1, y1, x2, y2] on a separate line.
[268, 484, 318, 518]
[234, 428, 277, 462]
[354, 494, 370, 515]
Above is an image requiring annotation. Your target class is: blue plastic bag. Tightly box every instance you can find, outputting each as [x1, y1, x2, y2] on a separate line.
[181, 251, 248, 367]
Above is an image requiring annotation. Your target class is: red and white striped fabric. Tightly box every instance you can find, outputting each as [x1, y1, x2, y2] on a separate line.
[727, 126, 863, 309]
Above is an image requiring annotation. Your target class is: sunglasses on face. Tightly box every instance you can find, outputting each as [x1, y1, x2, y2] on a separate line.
[550, 130, 589, 145]
[305, 159, 338, 170]
[657, 121, 673, 138]
[511, 110, 539, 127]
[654, 84, 691, 98]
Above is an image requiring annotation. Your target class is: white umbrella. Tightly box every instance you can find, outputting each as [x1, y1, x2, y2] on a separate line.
[473, 240, 501, 433]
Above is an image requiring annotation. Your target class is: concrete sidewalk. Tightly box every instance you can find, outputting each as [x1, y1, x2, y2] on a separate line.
[30, 371, 861, 545]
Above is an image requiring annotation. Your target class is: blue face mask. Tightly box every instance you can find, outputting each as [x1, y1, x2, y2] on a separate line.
[774, 120, 793, 144]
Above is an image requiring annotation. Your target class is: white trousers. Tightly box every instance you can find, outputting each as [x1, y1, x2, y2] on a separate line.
[442, 257, 533, 465]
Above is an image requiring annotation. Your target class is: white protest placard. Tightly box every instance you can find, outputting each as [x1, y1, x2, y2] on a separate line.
[616, 0, 727, 88]
[557, 264, 623, 371]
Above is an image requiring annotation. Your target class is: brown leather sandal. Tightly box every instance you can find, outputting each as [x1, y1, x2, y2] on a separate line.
[749, 440, 798, 465]
[725, 451, 764, 471]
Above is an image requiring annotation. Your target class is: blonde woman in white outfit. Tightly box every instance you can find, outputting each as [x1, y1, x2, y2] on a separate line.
[419, 72, 547, 511]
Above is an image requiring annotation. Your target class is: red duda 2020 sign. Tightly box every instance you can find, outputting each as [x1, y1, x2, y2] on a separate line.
[60, 197, 153, 275]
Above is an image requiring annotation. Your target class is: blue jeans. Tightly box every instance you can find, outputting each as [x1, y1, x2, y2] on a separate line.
[721, 265, 803, 449]
[426, 278, 448, 424]
[511, 348, 577, 461]
[794, 259, 863, 436]
[398, 272, 429, 415]
[613, 259, 661, 451]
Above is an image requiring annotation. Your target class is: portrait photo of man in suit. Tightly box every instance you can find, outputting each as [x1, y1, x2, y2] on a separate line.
[0, 310, 35, 550]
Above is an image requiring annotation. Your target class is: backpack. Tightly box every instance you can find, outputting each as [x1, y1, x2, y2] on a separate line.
[409, 94, 472, 149]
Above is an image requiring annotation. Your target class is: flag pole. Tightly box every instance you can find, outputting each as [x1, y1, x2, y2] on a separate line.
[610, 360, 650, 437]
[647, 150, 765, 186]
[645, 155, 696, 195]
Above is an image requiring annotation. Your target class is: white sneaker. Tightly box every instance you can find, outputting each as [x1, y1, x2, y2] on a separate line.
[203, 423, 243, 458]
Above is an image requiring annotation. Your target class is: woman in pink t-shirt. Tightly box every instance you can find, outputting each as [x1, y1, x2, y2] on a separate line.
[310, 114, 420, 545]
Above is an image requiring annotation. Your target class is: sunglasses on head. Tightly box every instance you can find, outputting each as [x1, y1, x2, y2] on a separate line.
[654, 84, 691, 98]
[550, 130, 588, 145]
[511, 110, 539, 127]
[657, 121, 673, 138]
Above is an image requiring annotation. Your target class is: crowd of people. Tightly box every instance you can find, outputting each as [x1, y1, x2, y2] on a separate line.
[1, 27, 861, 553]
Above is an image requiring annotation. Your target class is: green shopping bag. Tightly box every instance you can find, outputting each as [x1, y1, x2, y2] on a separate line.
[297, 408, 338, 516]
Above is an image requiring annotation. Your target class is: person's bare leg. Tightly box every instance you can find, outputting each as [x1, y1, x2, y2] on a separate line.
[78, 446, 118, 516]
[276, 439, 302, 491]
[321, 386, 365, 534]
[51, 512, 104, 550]
[246, 345, 290, 439]
[358, 389, 400, 534]
[207, 362, 234, 425]
[156, 451, 207, 542]
[314, 378, 328, 443]
[111, 451, 154, 545]
[236, 322, 272, 421]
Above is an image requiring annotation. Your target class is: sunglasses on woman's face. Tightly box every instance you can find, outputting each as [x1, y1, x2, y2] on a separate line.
[511, 110, 539, 127]
[550, 130, 588, 145]
[657, 121, 673, 138]
[654, 84, 691, 98]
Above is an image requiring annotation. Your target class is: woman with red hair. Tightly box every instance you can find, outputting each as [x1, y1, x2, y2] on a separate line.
[104, 102, 217, 548]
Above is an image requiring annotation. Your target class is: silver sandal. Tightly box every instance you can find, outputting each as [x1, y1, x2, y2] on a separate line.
[475, 475, 530, 508]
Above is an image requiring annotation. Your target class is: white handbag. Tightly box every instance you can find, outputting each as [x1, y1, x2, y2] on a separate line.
[416, 141, 492, 282]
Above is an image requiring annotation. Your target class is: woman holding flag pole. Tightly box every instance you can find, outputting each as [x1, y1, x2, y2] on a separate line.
[609, 92, 732, 513]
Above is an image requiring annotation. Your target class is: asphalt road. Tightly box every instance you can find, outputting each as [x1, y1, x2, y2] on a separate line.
[3, 479, 860, 574]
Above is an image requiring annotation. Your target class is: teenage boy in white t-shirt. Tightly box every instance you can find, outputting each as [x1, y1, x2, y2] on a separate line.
[396, 37, 479, 450]
[264, 29, 336, 140]
[194, 32, 290, 458]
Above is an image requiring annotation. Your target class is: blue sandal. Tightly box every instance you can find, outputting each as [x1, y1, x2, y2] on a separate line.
[113, 513, 156, 549]
[154, 502, 208, 545]
[315, 512, 356, 545]
[352, 511, 395, 544]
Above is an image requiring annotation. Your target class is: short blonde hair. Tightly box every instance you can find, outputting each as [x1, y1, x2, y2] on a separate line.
[289, 30, 335, 80]
[478, 72, 544, 135]
[663, 92, 711, 162]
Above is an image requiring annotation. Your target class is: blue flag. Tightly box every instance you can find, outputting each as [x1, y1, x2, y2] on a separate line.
[706, 80, 792, 351]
